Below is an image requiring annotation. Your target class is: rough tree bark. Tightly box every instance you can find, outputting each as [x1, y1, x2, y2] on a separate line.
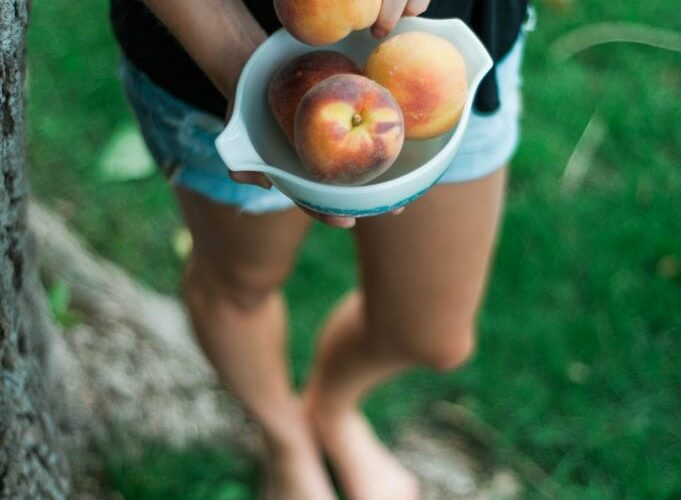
[0, 1, 70, 498]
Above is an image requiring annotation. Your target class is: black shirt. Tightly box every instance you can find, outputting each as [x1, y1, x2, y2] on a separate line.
[110, 0, 528, 118]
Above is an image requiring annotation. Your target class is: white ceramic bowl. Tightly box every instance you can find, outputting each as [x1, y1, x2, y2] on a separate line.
[216, 17, 493, 216]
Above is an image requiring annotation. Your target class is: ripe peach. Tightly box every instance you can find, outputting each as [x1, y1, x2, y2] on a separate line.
[366, 31, 468, 140]
[268, 51, 362, 144]
[294, 74, 404, 185]
[274, 0, 381, 46]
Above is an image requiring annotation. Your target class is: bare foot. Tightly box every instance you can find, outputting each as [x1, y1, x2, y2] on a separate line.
[261, 442, 337, 500]
[260, 401, 337, 500]
[305, 403, 420, 500]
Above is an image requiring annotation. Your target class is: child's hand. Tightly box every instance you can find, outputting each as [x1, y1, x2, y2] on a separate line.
[371, 0, 431, 38]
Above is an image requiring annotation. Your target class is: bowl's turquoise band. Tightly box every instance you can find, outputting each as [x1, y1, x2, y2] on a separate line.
[294, 180, 438, 217]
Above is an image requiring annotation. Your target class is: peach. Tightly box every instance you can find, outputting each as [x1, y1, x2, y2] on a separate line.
[294, 74, 404, 185]
[268, 51, 362, 144]
[274, 0, 381, 46]
[366, 31, 468, 140]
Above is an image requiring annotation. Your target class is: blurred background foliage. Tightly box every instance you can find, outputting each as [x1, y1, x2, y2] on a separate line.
[26, 0, 680, 498]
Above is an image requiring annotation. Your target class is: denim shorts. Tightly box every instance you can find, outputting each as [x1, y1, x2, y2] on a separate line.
[119, 34, 525, 214]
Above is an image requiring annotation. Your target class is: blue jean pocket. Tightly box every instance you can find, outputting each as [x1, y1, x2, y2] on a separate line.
[118, 58, 295, 213]
[120, 59, 193, 178]
[176, 111, 226, 169]
[120, 58, 232, 180]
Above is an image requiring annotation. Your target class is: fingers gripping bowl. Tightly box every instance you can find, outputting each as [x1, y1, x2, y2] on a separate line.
[215, 17, 493, 217]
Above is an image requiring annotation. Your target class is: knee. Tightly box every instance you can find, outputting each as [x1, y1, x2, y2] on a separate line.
[419, 328, 477, 371]
[372, 319, 477, 372]
[182, 256, 283, 314]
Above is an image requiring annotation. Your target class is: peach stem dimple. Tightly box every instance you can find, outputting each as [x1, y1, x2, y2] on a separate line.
[351, 113, 363, 127]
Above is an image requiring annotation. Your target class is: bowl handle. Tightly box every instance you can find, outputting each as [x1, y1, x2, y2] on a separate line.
[215, 115, 281, 176]
[454, 20, 494, 87]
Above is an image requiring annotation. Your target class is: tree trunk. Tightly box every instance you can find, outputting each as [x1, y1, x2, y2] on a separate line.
[0, 1, 70, 498]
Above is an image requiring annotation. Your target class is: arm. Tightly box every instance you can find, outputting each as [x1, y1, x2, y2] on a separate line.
[142, 0, 274, 192]
[142, 0, 266, 100]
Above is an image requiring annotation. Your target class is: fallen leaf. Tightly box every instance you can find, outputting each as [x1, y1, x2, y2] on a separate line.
[566, 361, 592, 384]
[656, 255, 680, 280]
[173, 227, 193, 260]
[99, 124, 155, 181]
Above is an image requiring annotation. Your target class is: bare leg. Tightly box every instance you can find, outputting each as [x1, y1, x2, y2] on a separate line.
[175, 187, 336, 500]
[304, 168, 507, 500]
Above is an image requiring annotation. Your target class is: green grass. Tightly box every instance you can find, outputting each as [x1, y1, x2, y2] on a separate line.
[26, 0, 681, 498]
[104, 440, 258, 500]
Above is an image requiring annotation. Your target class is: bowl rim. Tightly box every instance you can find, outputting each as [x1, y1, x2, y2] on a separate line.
[223, 17, 493, 195]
